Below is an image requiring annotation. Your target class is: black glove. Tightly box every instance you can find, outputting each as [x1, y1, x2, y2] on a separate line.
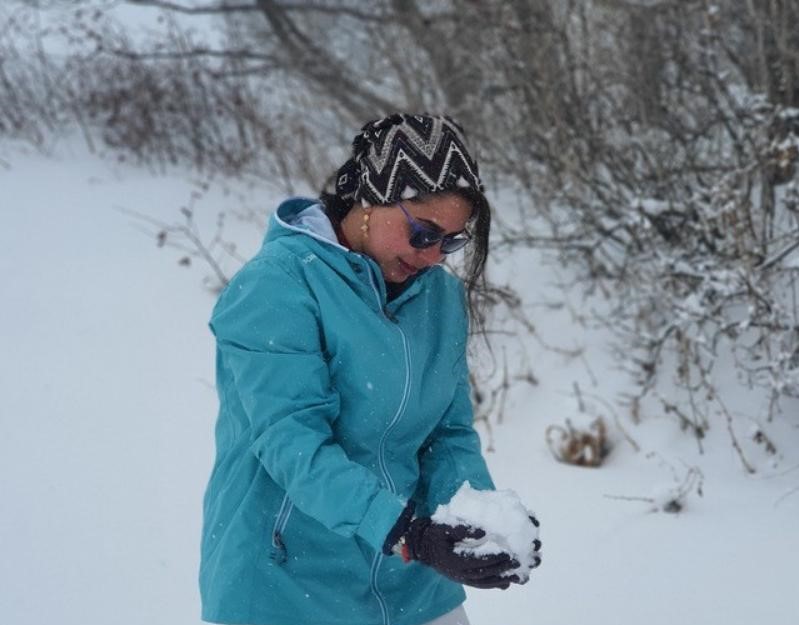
[528, 515, 542, 571]
[404, 518, 520, 590]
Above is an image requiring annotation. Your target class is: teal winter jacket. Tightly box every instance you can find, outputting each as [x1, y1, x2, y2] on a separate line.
[200, 198, 494, 625]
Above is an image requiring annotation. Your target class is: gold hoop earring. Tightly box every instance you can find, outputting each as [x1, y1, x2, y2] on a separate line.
[360, 208, 371, 239]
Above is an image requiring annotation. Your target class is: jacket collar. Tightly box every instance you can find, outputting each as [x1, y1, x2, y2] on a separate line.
[264, 197, 432, 311]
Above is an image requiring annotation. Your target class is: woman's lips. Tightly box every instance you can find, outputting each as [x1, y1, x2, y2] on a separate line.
[398, 258, 418, 275]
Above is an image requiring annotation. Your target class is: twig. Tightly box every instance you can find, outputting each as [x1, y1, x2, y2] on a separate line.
[115, 204, 231, 289]
[604, 493, 655, 504]
[579, 350, 599, 387]
[774, 485, 799, 508]
[614, 413, 641, 453]
[127, 0, 260, 14]
[756, 230, 799, 271]
[572, 381, 586, 413]
[719, 400, 757, 474]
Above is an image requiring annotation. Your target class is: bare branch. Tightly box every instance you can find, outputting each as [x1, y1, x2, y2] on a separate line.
[129, 0, 389, 21]
[127, 1, 261, 14]
[254, 0, 397, 121]
[104, 46, 275, 63]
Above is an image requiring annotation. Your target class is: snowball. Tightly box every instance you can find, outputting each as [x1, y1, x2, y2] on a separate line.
[431, 482, 540, 582]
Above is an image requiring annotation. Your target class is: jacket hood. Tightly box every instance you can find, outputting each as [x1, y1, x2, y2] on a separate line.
[262, 196, 388, 305]
[266, 196, 343, 248]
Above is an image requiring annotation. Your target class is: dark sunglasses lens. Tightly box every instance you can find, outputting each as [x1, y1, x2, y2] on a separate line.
[410, 229, 442, 249]
[440, 236, 469, 253]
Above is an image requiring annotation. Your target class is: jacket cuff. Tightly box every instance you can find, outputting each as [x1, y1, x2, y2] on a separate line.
[381, 501, 416, 555]
[356, 489, 407, 552]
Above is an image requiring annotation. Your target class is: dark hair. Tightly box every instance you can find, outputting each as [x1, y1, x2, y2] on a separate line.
[453, 187, 491, 339]
[319, 182, 491, 339]
[319, 181, 354, 227]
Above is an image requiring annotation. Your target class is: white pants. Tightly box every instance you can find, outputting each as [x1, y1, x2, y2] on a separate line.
[423, 605, 471, 625]
[253, 605, 471, 625]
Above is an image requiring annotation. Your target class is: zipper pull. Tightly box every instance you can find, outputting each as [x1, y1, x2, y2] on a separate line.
[270, 531, 288, 564]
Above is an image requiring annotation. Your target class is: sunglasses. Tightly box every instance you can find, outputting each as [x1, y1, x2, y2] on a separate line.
[397, 202, 472, 254]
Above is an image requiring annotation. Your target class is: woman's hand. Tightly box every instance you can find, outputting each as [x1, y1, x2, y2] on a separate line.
[403, 518, 520, 590]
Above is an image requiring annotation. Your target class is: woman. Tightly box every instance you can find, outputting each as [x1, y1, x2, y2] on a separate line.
[199, 113, 540, 625]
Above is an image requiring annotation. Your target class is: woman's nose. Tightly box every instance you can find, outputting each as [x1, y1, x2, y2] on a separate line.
[415, 244, 444, 266]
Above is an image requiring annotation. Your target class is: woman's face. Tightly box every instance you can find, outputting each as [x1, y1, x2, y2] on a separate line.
[361, 193, 473, 284]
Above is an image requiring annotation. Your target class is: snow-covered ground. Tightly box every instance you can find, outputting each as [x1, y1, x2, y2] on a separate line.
[2, 141, 798, 625]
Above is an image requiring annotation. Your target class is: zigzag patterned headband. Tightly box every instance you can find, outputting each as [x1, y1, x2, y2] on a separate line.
[335, 113, 485, 207]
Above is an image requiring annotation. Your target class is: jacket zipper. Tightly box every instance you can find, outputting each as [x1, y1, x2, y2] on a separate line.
[269, 493, 294, 564]
[370, 552, 390, 625]
[377, 329, 411, 493]
[364, 261, 412, 625]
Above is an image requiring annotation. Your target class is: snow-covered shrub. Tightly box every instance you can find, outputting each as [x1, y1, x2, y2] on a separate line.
[519, 7, 799, 467]
[0, 2, 325, 190]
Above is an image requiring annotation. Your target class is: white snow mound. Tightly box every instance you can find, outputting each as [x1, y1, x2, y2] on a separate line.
[432, 481, 540, 582]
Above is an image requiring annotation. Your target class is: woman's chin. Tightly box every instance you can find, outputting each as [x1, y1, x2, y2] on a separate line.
[397, 259, 420, 279]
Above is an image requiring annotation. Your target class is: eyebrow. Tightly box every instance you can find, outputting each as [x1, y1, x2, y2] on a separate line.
[404, 204, 468, 237]
[416, 217, 445, 233]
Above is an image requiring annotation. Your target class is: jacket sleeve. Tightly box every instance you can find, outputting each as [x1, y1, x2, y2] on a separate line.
[210, 256, 406, 552]
[415, 286, 495, 517]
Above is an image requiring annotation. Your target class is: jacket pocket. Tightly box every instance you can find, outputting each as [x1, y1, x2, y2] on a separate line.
[269, 493, 294, 565]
